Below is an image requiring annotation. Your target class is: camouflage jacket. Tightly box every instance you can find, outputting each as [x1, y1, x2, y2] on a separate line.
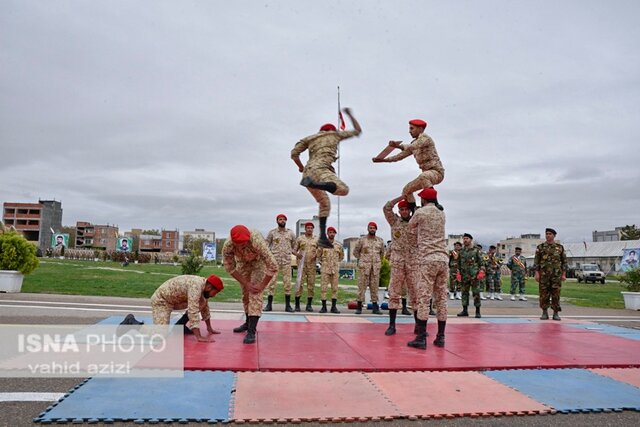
[295, 234, 318, 266]
[459, 245, 485, 278]
[506, 255, 527, 275]
[533, 242, 567, 278]
[383, 200, 416, 262]
[316, 241, 344, 274]
[266, 227, 296, 265]
[353, 235, 384, 265]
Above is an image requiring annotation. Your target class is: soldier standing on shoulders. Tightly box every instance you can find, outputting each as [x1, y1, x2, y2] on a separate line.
[223, 225, 278, 344]
[294, 222, 319, 312]
[353, 222, 385, 315]
[534, 228, 567, 321]
[265, 214, 297, 312]
[507, 247, 528, 301]
[383, 196, 418, 336]
[316, 226, 344, 313]
[457, 234, 486, 318]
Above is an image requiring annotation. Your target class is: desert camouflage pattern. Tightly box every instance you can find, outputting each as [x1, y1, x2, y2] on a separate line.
[150, 275, 210, 330]
[294, 234, 318, 297]
[265, 227, 296, 296]
[316, 240, 344, 299]
[384, 200, 418, 309]
[353, 235, 384, 303]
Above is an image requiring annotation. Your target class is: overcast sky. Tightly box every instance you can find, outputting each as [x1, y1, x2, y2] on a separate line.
[1, 0, 639, 246]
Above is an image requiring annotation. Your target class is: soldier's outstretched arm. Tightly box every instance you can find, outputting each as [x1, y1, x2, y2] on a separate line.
[343, 107, 362, 135]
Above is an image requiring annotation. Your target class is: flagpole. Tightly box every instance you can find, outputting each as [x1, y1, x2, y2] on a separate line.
[337, 85, 341, 237]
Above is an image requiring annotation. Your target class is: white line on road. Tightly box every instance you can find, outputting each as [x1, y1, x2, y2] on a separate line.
[0, 303, 153, 314]
[0, 392, 64, 402]
[0, 299, 149, 309]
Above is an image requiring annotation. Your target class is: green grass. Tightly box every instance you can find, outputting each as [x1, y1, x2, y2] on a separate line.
[21, 259, 359, 304]
[499, 277, 626, 309]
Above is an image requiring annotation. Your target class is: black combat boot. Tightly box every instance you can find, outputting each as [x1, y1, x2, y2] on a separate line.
[295, 296, 301, 312]
[552, 310, 561, 321]
[233, 313, 249, 333]
[457, 305, 469, 317]
[540, 309, 549, 320]
[433, 320, 446, 347]
[355, 301, 362, 315]
[318, 216, 332, 248]
[371, 302, 382, 315]
[385, 309, 397, 336]
[300, 177, 337, 193]
[319, 300, 328, 313]
[330, 298, 340, 313]
[243, 316, 259, 344]
[264, 295, 273, 312]
[429, 299, 436, 316]
[305, 297, 314, 312]
[475, 306, 482, 318]
[285, 295, 294, 313]
[401, 298, 411, 315]
[413, 311, 419, 334]
[407, 319, 427, 350]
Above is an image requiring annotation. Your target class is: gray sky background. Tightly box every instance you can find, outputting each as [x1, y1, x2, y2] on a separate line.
[1, 0, 639, 246]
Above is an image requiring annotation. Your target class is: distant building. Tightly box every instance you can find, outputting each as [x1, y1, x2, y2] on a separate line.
[496, 234, 544, 260]
[76, 221, 119, 251]
[2, 200, 62, 250]
[162, 230, 179, 252]
[180, 228, 215, 250]
[592, 227, 623, 242]
[139, 229, 179, 253]
[295, 216, 320, 237]
[343, 236, 362, 262]
[446, 234, 465, 251]
[563, 239, 640, 274]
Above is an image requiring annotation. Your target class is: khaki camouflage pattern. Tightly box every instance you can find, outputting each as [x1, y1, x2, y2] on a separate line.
[383, 200, 418, 309]
[415, 261, 449, 321]
[385, 133, 445, 202]
[150, 275, 210, 330]
[317, 240, 344, 299]
[223, 230, 278, 316]
[294, 234, 318, 297]
[265, 227, 296, 296]
[353, 235, 384, 303]
[534, 242, 567, 312]
[448, 249, 461, 293]
[459, 245, 485, 308]
[507, 255, 527, 295]
[291, 130, 359, 217]
[296, 264, 317, 298]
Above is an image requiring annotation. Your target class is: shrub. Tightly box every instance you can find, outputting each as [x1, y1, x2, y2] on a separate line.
[620, 268, 640, 292]
[181, 253, 204, 275]
[379, 257, 391, 288]
[0, 231, 40, 275]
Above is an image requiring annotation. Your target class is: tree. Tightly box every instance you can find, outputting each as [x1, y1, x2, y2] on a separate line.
[620, 225, 640, 241]
[60, 226, 77, 248]
[142, 229, 161, 236]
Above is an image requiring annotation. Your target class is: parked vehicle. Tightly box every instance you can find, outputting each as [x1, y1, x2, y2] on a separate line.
[576, 264, 606, 284]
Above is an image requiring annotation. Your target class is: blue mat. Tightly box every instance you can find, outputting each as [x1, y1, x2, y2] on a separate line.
[481, 317, 538, 324]
[365, 316, 414, 324]
[260, 313, 308, 322]
[35, 371, 235, 423]
[562, 323, 640, 341]
[484, 368, 640, 413]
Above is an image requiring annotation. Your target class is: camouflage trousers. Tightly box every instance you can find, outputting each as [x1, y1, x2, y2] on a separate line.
[305, 166, 349, 217]
[320, 269, 339, 300]
[538, 275, 562, 312]
[295, 264, 316, 298]
[237, 265, 268, 316]
[357, 262, 381, 303]
[266, 262, 293, 296]
[510, 273, 526, 295]
[460, 276, 482, 308]
[487, 270, 501, 293]
[388, 258, 417, 310]
[151, 301, 174, 325]
[448, 272, 460, 293]
[403, 169, 444, 204]
[415, 260, 449, 321]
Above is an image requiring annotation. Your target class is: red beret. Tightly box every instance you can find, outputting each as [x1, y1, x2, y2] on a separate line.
[327, 226, 337, 234]
[304, 222, 315, 228]
[418, 187, 438, 200]
[206, 275, 224, 291]
[320, 123, 336, 132]
[276, 214, 287, 220]
[368, 222, 378, 229]
[409, 119, 427, 128]
[397, 199, 409, 209]
[230, 225, 251, 244]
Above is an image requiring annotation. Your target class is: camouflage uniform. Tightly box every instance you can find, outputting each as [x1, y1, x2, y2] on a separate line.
[459, 245, 485, 308]
[291, 129, 360, 217]
[223, 230, 278, 316]
[384, 133, 445, 203]
[150, 275, 210, 330]
[316, 240, 344, 300]
[507, 254, 527, 295]
[353, 235, 385, 303]
[265, 227, 296, 296]
[294, 234, 318, 298]
[533, 242, 567, 312]
[479, 250, 489, 294]
[487, 252, 502, 295]
[383, 200, 417, 310]
[448, 249, 461, 295]
[409, 204, 449, 321]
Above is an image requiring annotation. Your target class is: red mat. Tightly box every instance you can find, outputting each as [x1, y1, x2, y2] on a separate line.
[184, 320, 640, 372]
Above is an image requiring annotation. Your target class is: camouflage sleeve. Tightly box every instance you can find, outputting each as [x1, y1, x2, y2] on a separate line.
[533, 246, 542, 271]
[338, 244, 344, 261]
[265, 230, 274, 248]
[293, 237, 301, 253]
[337, 129, 360, 139]
[291, 138, 309, 161]
[353, 238, 362, 259]
[383, 200, 396, 226]
[408, 209, 421, 229]
[506, 257, 513, 270]
[222, 240, 237, 275]
[316, 247, 323, 262]
[289, 231, 297, 255]
[253, 232, 278, 277]
[186, 278, 205, 330]
[560, 246, 568, 272]
[476, 250, 485, 271]
[385, 146, 413, 163]
[199, 298, 211, 323]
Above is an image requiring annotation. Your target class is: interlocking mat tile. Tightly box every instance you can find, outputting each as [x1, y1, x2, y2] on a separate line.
[484, 368, 640, 412]
[590, 368, 640, 388]
[563, 323, 640, 341]
[232, 371, 401, 422]
[34, 371, 234, 423]
[368, 371, 551, 418]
